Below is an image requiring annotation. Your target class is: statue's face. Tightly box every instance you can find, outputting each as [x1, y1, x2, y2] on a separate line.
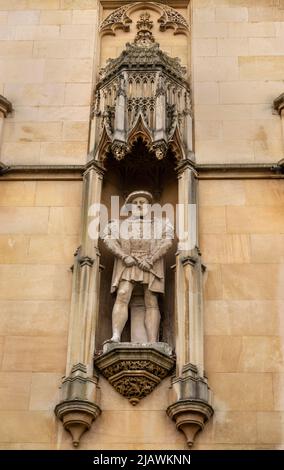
[131, 196, 151, 217]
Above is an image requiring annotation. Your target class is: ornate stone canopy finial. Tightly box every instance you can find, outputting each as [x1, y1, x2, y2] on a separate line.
[134, 12, 155, 46]
[134, 11, 155, 47]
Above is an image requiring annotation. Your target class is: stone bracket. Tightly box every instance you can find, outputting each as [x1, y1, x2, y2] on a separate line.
[167, 398, 213, 448]
[167, 364, 213, 447]
[54, 363, 101, 447]
[94, 342, 175, 405]
[55, 399, 101, 448]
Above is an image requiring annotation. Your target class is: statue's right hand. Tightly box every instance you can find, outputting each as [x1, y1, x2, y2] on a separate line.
[123, 256, 136, 267]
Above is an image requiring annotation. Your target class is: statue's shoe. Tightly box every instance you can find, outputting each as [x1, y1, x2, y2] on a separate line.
[102, 337, 120, 345]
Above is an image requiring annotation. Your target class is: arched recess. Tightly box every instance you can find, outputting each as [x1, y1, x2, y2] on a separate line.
[96, 139, 178, 350]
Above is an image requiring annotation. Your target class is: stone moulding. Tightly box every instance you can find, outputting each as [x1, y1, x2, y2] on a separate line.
[167, 399, 213, 448]
[94, 343, 175, 405]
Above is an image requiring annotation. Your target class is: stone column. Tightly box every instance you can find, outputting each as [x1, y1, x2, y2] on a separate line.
[55, 160, 104, 447]
[273, 93, 284, 152]
[0, 95, 12, 167]
[113, 73, 127, 143]
[175, 159, 201, 373]
[167, 158, 213, 448]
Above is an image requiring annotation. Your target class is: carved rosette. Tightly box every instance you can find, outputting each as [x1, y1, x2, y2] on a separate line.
[167, 364, 213, 447]
[94, 343, 175, 405]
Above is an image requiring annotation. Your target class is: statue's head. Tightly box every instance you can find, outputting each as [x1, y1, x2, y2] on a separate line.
[125, 190, 153, 217]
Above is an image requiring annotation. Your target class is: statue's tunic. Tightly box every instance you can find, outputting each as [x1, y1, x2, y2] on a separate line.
[103, 216, 174, 294]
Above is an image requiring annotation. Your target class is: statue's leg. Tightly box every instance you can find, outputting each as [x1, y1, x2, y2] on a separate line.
[144, 287, 160, 343]
[111, 280, 134, 342]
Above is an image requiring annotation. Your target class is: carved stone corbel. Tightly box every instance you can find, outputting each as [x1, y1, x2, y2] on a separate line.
[55, 364, 101, 447]
[167, 399, 213, 448]
[167, 364, 213, 447]
[95, 343, 175, 406]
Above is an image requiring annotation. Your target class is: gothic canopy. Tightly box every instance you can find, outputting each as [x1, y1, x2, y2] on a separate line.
[92, 8, 192, 162]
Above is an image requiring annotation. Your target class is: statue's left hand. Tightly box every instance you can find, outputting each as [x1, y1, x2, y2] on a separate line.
[138, 259, 152, 272]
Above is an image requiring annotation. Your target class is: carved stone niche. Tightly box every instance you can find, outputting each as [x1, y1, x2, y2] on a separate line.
[94, 343, 175, 405]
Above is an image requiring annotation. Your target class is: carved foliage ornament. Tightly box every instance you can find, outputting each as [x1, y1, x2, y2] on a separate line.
[94, 345, 175, 406]
[100, 2, 189, 37]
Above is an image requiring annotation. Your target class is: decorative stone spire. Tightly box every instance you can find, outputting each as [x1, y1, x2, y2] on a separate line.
[134, 12, 155, 47]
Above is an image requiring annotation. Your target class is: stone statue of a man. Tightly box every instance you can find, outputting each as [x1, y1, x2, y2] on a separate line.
[103, 190, 174, 343]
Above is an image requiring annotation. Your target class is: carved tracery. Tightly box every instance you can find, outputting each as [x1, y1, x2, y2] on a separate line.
[100, 2, 189, 37]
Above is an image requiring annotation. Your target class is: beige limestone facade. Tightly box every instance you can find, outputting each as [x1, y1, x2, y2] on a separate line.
[0, 0, 283, 450]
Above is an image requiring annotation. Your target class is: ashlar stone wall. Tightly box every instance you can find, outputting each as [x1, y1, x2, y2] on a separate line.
[193, 0, 284, 164]
[0, 0, 98, 165]
[0, 0, 283, 450]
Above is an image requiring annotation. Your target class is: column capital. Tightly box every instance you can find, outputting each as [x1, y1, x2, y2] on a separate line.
[84, 158, 106, 177]
[0, 95, 12, 117]
[175, 157, 197, 176]
[273, 93, 284, 115]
